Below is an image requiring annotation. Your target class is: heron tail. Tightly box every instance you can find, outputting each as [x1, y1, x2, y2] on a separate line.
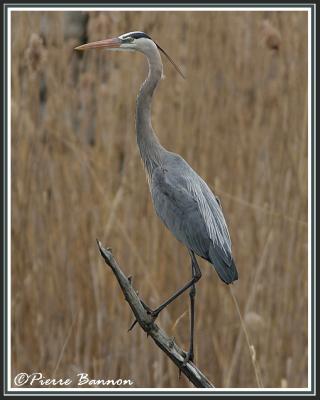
[209, 247, 238, 284]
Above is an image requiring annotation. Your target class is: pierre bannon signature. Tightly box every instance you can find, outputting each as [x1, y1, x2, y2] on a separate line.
[14, 372, 134, 387]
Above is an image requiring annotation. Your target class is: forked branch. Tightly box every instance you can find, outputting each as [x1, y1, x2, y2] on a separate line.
[97, 240, 214, 388]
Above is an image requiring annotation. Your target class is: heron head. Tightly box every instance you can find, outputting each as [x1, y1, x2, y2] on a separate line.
[75, 31, 185, 78]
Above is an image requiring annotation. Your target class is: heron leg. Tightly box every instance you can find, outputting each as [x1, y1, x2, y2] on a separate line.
[128, 250, 201, 332]
[149, 250, 201, 320]
[181, 253, 201, 366]
[182, 274, 196, 366]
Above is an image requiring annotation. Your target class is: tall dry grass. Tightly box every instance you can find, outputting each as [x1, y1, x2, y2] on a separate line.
[11, 10, 308, 388]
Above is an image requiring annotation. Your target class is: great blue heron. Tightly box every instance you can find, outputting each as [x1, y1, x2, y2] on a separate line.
[75, 31, 238, 365]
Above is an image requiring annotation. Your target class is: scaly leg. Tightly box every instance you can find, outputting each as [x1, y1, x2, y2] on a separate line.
[148, 250, 201, 320]
[129, 249, 202, 330]
[182, 256, 198, 365]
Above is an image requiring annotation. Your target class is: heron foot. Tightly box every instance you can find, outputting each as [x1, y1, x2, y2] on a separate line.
[182, 350, 194, 367]
[128, 302, 160, 332]
[147, 308, 161, 320]
[128, 319, 138, 332]
[178, 350, 194, 379]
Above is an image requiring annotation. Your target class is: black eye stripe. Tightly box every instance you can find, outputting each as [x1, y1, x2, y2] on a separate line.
[121, 31, 152, 40]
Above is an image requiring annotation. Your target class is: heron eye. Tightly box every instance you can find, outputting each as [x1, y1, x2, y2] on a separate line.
[124, 36, 134, 43]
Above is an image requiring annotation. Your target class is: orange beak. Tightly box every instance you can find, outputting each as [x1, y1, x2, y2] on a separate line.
[74, 37, 121, 51]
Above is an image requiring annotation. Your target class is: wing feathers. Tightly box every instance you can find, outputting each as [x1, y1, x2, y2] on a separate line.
[150, 154, 238, 284]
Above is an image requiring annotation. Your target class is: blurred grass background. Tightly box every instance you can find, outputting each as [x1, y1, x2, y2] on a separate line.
[11, 10, 308, 388]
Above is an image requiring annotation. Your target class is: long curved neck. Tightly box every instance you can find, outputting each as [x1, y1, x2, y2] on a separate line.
[136, 46, 166, 176]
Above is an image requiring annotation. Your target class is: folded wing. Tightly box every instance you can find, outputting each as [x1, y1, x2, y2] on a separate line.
[150, 154, 238, 284]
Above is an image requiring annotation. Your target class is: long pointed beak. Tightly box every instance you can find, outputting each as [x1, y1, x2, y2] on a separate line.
[74, 37, 121, 51]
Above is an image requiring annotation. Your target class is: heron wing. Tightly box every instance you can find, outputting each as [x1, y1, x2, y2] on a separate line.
[150, 164, 211, 258]
[150, 154, 233, 265]
[150, 153, 237, 283]
[194, 176, 238, 283]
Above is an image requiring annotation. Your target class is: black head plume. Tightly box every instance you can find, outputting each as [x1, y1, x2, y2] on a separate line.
[120, 31, 186, 79]
[155, 42, 186, 79]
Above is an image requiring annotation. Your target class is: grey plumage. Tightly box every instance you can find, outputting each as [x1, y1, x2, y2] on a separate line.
[134, 34, 238, 285]
[75, 31, 238, 284]
[75, 31, 238, 365]
[149, 151, 238, 284]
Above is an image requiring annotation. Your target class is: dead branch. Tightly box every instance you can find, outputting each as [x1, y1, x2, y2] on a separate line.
[97, 240, 214, 388]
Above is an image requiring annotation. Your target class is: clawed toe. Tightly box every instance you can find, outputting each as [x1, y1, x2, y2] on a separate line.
[141, 301, 161, 320]
[148, 309, 160, 320]
[181, 350, 194, 367]
[128, 319, 138, 332]
[128, 302, 161, 332]
[178, 351, 194, 379]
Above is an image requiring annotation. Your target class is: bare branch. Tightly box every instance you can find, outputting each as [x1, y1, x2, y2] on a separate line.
[97, 240, 215, 388]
